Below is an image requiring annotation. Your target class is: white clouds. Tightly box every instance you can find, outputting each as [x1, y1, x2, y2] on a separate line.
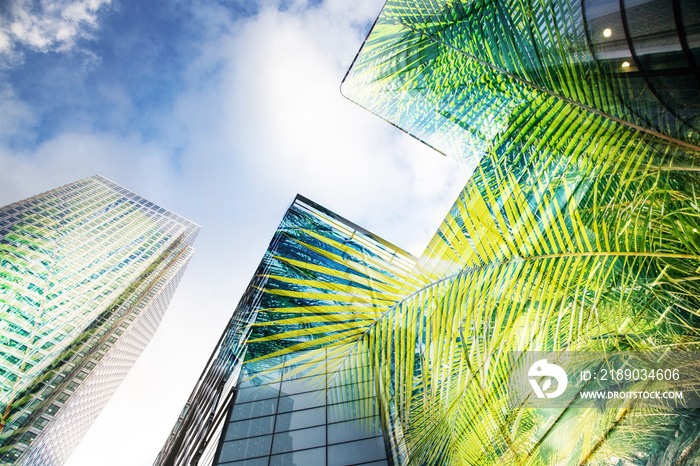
[169, 0, 467, 250]
[0, 0, 110, 59]
[0, 84, 36, 140]
[0, 132, 178, 209]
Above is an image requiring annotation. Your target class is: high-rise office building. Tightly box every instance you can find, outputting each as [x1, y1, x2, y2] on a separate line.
[0, 175, 199, 465]
[156, 195, 414, 465]
[159, 0, 700, 465]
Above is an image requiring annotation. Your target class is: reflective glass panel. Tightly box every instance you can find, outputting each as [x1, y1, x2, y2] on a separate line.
[277, 390, 325, 413]
[220, 457, 269, 466]
[271, 425, 326, 454]
[274, 407, 326, 433]
[269, 446, 326, 466]
[328, 417, 381, 445]
[230, 398, 278, 422]
[236, 383, 280, 403]
[328, 437, 386, 466]
[280, 376, 324, 396]
[219, 435, 272, 462]
[327, 383, 374, 405]
[226, 416, 275, 441]
[328, 399, 376, 423]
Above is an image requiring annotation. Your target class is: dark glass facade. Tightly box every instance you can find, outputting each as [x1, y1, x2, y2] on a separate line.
[341, 0, 700, 171]
[215, 350, 388, 465]
[583, 0, 700, 136]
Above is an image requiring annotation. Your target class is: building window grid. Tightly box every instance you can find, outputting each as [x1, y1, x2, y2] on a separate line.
[0, 174, 198, 459]
[218, 354, 386, 466]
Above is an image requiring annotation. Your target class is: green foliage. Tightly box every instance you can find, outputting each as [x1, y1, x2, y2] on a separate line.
[254, 0, 700, 463]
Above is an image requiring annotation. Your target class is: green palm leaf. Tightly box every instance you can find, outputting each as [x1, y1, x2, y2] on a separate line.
[243, 1, 700, 464]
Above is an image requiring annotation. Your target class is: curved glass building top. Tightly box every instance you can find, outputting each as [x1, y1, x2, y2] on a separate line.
[342, 0, 700, 162]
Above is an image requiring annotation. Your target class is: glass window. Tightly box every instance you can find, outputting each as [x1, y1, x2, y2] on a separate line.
[328, 437, 386, 466]
[281, 359, 325, 380]
[277, 390, 325, 413]
[240, 358, 285, 387]
[236, 383, 280, 403]
[280, 376, 324, 396]
[328, 417, 381, 444]
[327, 383, 374, 405]
[271, 425, 326, 454]
[328, 399, 376, 423]
[33, 418, 48, 429]
[18, 431, 36, 445]
[328, 366, 371, 388]
[218, 434, 272, 463]
[230, 398, 277, 422]
[1, 449, 22, 462]
[46, 404, 60, 415]
[226, 416, 275, 441]
[282, 350, 317, 367]
[219, 457, 269, 466]
[270, 446, 326, 466]
[275, 407, 326, 433]
[239, 370, 283, 389]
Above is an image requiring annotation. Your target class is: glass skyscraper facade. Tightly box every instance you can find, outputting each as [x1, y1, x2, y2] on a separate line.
[156, 195, 415, 465]
[0, 175, 199, 465]
[160, 0, 700, 465]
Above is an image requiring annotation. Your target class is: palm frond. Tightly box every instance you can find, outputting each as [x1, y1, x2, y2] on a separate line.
[246, 0, 700, 464]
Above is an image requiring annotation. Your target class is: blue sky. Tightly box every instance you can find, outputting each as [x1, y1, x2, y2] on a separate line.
[0, 0, 468, 464]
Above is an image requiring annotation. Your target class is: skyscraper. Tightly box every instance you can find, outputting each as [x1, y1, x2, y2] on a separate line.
[0, 175, 199, 465]
[159, 0, 700, 465]
[156, 195, 413, 465]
